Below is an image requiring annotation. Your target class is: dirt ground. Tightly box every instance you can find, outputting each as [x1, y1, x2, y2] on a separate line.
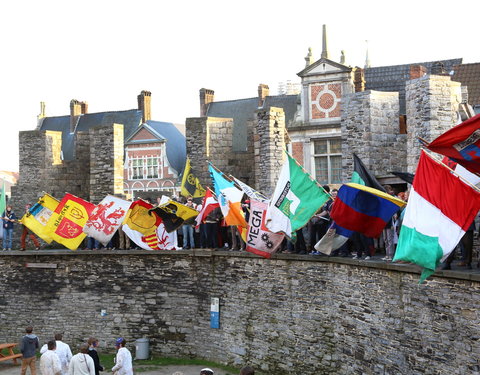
[0, 362, 234, 375]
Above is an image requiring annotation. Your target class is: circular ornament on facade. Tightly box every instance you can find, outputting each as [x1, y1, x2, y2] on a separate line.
[319, 93, 335, 110]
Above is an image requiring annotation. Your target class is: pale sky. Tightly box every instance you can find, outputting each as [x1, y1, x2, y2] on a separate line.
[1, 0, 478, 172]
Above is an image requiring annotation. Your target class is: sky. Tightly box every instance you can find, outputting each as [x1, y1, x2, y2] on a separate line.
[1, 0, 479, 172]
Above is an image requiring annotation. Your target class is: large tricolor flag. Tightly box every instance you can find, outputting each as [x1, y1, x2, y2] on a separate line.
[20, 193, 59, 243]
[209, 164, 247, 227]
[246, 199, 284, 258]
[83, 195, 131, 246]
[265, 153, 330, 239]
[330, 183, 406, 238]
[394, 151, 480, 282]
[427, 113, 480, 175]
[44, 193, 95, 250]
[195, 188, 219, 228]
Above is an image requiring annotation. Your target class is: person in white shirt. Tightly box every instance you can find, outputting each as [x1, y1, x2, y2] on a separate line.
[111, 338, 133, 375]
[67, 344, 95, 375]
[40, 334, 73, 375]
[40, 340, 61, 375]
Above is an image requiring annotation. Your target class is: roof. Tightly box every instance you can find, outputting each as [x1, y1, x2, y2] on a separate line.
[206, 95, 297, 151]
[364, 58, 462, 114]
[39, 109, 142, 160]
[145, 120, 186, 174]
[451, 62, 480, 107]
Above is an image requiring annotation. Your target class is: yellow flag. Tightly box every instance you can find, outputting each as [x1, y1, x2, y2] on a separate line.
[180, 158, 205, 198]
[20, 193, 59, 243]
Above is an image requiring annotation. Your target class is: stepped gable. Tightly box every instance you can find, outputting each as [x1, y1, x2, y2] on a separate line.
[364, 58, 462, 114]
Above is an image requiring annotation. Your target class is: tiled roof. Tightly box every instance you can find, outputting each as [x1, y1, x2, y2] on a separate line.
[365, 58, 463, 114]
[206, 95, 297, 151]
[451, 63, 480, 107]
[39, 109, 142, 160]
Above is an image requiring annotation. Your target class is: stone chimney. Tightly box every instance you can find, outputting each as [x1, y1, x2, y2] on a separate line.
[70, 99, 87, 133]
[431, 62, 447, 76]
[258, 84, 269, 108]
[321, 24, 329, 59]
[137, 90, 152, 123]
[353, 67, 365, 92]
[199, 88, 215, 116]
[409, 65, 427, 80]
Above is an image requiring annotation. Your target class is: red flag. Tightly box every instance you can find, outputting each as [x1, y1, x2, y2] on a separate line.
[195, 188, 219, 228]
[427, 114, 480, 175]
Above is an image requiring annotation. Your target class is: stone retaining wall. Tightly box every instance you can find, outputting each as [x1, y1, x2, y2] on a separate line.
[1, 251, 479, 375]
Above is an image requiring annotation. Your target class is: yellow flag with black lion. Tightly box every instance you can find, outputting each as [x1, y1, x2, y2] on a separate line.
[180, 158, 205, 199]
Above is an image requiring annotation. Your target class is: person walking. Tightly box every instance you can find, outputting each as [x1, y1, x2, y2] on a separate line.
[39, 340, 61, 375]
[40, 334, 72, 375]
[68, 344, 95, 375]
[20, 326, 39, 375]
[111, 338, 133, 375]
[2, 205, 16, 250]
[86, 338, 103, 375]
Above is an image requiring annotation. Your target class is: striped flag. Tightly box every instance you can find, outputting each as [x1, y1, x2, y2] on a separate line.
[394, 151, 480, 282]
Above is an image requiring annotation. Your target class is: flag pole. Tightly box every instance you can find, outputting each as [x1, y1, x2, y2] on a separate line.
[284, 149, 331, 196]
[422, 149, 480, 193]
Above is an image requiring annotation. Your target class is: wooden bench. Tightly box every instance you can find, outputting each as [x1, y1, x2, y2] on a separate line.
[0, 343, 22, 364]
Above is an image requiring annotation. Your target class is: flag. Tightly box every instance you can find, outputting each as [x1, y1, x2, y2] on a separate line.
[19, 193, 59, 243]
[150, 196, 199, 233]
[314, 223, 352, 255]
[122, 199, 177, 250]
[83, 195, 131, 246]
[44, 193, 95, 250]
[351, 153, 386, 192]
[209, 165, 247, 227]
[195, 188, 219, 228]
[330, 183, 406, 238]
[427, 113, 480, 175]
[441, 156, 480, 185]
[180, 158, 206, 199]
[233, 177, 269, 203]
[265, 153, 330, 239]
[394, 151, 480, 283]
[245, 199, 284, 258]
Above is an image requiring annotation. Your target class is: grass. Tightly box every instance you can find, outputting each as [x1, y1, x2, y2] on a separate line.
[98, 353, 239, 374]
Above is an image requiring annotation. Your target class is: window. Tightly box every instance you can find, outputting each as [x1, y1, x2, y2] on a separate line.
[131, 159, 144, 179]
[146, 157, 159, 179]
[312, 138, 342, 184]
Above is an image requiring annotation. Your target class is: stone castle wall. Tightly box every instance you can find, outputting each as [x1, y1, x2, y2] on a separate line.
[1, 252, 479, 375]
[341, 90, 406, 181]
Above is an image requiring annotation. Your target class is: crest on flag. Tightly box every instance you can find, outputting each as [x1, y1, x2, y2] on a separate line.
[20, 193, 59, 243]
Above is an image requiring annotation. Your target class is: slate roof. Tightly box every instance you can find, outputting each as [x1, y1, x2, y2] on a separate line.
[206, 95, 298, 150]
[39, 109, 143, 160]
[451, 62, 480, 108]
[364, 58, 462, 114]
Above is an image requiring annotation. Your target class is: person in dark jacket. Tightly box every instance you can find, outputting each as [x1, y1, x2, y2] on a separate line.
[20, 326, 39, 375]
[2, 205, 17, 250]
[86, 337, 104, 375]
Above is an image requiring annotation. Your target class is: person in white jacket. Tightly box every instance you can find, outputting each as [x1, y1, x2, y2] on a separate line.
[40, 334, 73, 375]
[68, 344, 95, 375]
[111, 338, 133, 375]
[40, 340, 61, 375]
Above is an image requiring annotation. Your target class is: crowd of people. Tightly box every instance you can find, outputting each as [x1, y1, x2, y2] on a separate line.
[19, 326, 254, 375]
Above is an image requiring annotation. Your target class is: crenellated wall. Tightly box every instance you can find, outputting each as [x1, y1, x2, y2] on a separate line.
[1, 251, 480, 375]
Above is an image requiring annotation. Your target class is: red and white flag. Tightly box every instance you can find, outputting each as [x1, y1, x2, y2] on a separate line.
[195, 188, 220, 228]
[83, 195, 132, 246]
[246, 199, 284, 258]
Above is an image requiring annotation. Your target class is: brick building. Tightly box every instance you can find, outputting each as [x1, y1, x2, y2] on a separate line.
[187, 25, 480, 194]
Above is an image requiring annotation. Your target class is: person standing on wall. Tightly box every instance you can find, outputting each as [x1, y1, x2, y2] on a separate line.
[20, 204, 40, 250]
[2, 205, 16, 250]
[20, 326, 39, 375]
[111, 338, 133, 375]
[182, 197, 197, 249]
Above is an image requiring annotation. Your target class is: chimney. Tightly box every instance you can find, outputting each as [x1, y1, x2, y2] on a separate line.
[258, 84, 269, 107]
[70, 99, 82, 132]
[199, 88, 214, 116]
[38, 102, 46, 119]
[431, 62, 447, 76]
[321, 24, 329, 59]
[409, 65, 427, 80]
[353, 67, 365, 92]
[81, 101, 88, 114]
[137, 90, 152, 123]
